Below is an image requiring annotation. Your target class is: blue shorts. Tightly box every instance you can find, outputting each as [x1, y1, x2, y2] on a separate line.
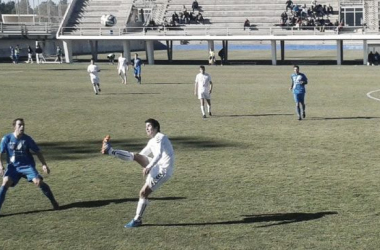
[134, 67, 141, 76]
[293, 93, 305, 103]
[5, 165, 42, 187]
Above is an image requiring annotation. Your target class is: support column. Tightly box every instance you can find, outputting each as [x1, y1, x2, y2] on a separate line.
[224, 40, 228, 61]
[146, 40, 154, 65]
[363, 40, 368, 65]
[89, 40, 98, 61]
[208, 40, 214, 52]
[62, 40, 73, 64]
[123, 40, 131, 63]
[166, 40, 173, 62]
[271, 40, 277, 65]
[280, 40, 285, 61]
[337, 40, 343, 65]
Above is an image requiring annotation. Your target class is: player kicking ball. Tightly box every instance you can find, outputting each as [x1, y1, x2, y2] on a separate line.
[101, 118, 175, 228]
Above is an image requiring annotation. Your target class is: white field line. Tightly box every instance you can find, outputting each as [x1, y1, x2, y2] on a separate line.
[367, 89, 380, 102]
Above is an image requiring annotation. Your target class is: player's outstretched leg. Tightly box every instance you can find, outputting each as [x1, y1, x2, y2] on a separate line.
[39, 182, 60, 210]
[101, 135, 134, 161]
[0, 186, 9, 213]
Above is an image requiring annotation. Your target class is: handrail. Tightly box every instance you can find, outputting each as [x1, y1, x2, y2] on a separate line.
[59, 25, 368, 37]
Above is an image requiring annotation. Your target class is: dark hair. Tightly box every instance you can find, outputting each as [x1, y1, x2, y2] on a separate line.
[200, 65, 205, 70]
[13, 118, 24, 127]
[294, 65, 299, 70]
[145, 118, 160, 132]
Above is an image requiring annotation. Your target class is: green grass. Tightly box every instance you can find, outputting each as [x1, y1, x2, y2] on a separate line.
[1, 53, 380, 250]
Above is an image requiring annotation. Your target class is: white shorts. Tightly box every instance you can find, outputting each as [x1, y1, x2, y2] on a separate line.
[118, 68, 126, 75]
[90, 76, 99, 84]
[198, 91, 211, 100]
[145, 165, 172, 192]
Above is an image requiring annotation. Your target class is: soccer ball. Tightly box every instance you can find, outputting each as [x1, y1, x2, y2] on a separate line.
[100, 14, 117, 27]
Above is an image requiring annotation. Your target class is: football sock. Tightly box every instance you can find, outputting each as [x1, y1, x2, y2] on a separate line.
[134, 198, 149, 221]
[39, 182, 58, 205]
[296, 106, 301, 117]
[92, 85, 98, 94]
[201, 106, 205, 116]
[112, 150, 134, 161]
[0, 186, 8, 212]
[207, 105, 211, 113]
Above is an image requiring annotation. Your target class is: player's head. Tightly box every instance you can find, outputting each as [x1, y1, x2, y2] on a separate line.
[90, 59, 94, 64]
[145, 118, 160, 137]
[135, 53, 138, 58]
[13, 118, 25, 135]
[293, 65, 299, 74]
[200, 65, 205, 74]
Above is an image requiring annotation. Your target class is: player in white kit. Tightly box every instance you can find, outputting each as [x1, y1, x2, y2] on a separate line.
[87, 59, 101, 95]
[194, 65, 213, 118]
[117, 54, 129, 84]
[101, 118, 175, 228]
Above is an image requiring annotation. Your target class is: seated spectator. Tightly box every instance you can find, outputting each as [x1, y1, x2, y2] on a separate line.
[192, 0, 199, 12]
[327, 4, 333, 14]
[172, 12, 179, 25]
[286, 0, 293, 11]
[244, 19, 250, 30]
[281, 11, 288, 25]
[292, 5, 300, 17]
[368, 51, 374, 66]
[179, 12, 184, 24]
[189, 12, 196, 24]
[184, 10, 190, 24]
[336, 20, 344, 33]
[197, 12, 204, 24]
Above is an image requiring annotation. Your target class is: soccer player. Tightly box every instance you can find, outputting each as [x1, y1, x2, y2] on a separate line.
[117, 54, 129, 84]
[55, 45, 63, 63]
[87, 59, 101, 95]
[132, 53, 143, 84]
[290, 65, 308, 120]
[194, 65, 213, 118]
[107, 53, 115, 65]
[27, 45, 34, 64]
[0, 118, 59, 214]
[101, 118, 174, 228]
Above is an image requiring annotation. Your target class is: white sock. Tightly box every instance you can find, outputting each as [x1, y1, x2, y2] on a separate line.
[134, 198, 149, 221]
[207, 105, 211, 113]
[92, 85, 98, 94]
[112, 150, 134, 161]
[200, 106, 205, 115]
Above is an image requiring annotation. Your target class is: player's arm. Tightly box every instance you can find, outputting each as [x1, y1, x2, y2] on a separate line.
[302, 75, 308, 85]
[0, 153, 5, 176]
[209, 80, 213, 94]
[35, 151, 50, 174]
[289, 76, 294, 90]
[194, 80, 198, 96]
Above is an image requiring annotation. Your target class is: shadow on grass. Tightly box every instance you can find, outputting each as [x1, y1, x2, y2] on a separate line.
[38, 136, 241, 161]
[214, 113, 293, 118]
[0, 197, 186, 217]
[144, 211, 338, 227]
[311, 116, 380, 120]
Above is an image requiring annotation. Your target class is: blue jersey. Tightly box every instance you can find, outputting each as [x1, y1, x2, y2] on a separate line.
[291, 73, 308, 94]
[133, 58, 142, 69]
[0, 133, 40, 168]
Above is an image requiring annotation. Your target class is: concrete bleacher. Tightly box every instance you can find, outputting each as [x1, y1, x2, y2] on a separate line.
[162, 0, 340, 32]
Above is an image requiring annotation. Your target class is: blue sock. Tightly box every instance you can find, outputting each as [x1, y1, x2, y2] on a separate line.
[39, 182, 58, 206]
[0, 186, 8, 212]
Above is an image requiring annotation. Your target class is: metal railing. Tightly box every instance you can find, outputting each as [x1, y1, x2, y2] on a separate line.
[59, 25, 368, 36]
[0, 22, 60, 34]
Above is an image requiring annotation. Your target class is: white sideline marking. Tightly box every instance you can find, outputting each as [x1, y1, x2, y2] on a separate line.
[367, 89, 380, 102]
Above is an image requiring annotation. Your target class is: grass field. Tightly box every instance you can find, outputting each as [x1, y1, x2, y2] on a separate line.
[0, 52, 380, 250]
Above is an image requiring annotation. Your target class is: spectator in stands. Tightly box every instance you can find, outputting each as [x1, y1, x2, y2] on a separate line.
[189, 12, 196, 24]
[197, 12, 204, 24]
[107, 53, 115, 65]
[55, 45, 63, 63]
[336, 20, 344, 34]
[172, 12, 179, 25]
[179, 11, 184, 24]
[184, 9, 190, 24]
[281, 11, 288, 26]
[311, 0, 317, 6]
[218, 48, 225, 66]
[192, 0, 199, 12]
[208, 49, 215, 65]
[368, 51, 374, 66]
[286, 0, 293, 11]
[244, 19, 250, 30]
[14, 45, 20, 64]
[327, 4, 333, 14]
[292, 5, 300, 17]
[9, 46, 15, 64]
[27, 45, 33, 64]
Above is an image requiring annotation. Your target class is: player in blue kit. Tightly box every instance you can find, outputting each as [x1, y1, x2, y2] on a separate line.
[132, 53, 143, 84]
[0, 118, 59, 214]
[290, 65, 308, 120]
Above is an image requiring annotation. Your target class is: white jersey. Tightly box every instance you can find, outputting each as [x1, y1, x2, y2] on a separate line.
[140, 132, 174, 174]
[87, 64, 100, 83]
[117, 57, 128, 71]
[195, 72, 212, 94]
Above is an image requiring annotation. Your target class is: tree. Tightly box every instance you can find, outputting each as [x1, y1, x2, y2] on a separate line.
[0, 0, 16, 15]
